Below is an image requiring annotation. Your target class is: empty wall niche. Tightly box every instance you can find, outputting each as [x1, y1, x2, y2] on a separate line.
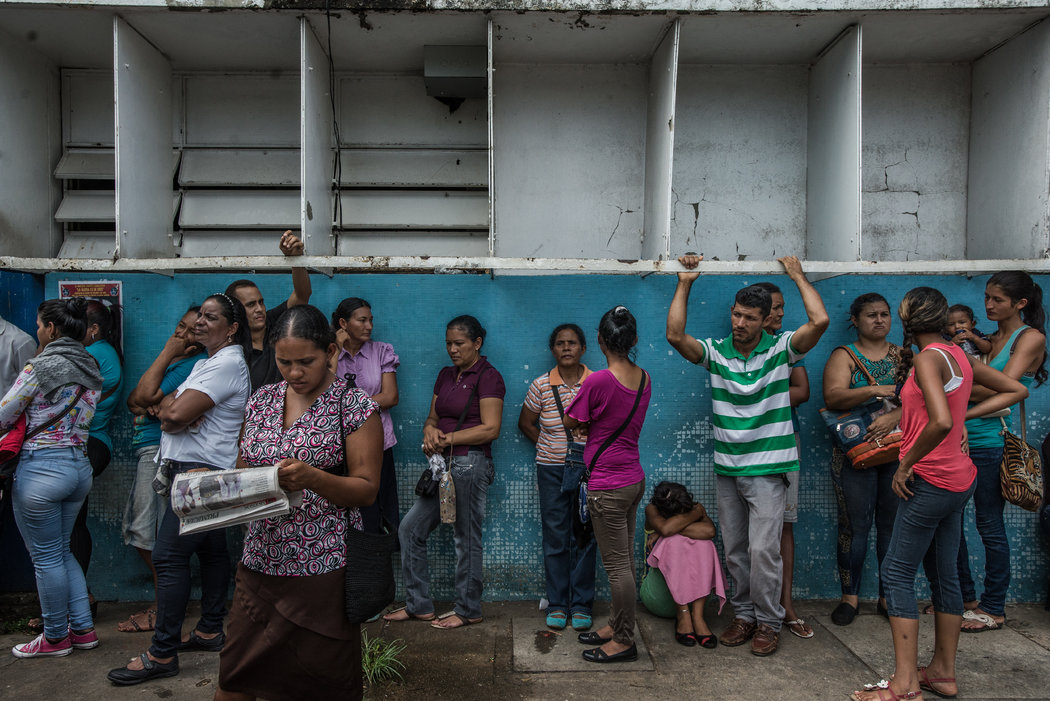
[0, 10, 112, 259]
[176, 73, 302, 256]
[966, 17, 1050, 261]
[861, 63, 970, 262]
[672, 16, 862, 264]
[859, 11, 1048, 262]
[491, 13, 674, 261]
[321, 12, 491, 257]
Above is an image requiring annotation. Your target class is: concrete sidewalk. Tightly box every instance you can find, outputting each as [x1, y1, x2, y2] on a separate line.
[2, 599, 1049, 700]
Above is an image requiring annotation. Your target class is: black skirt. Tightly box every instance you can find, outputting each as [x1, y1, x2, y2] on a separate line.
[219, 563, 362, 701]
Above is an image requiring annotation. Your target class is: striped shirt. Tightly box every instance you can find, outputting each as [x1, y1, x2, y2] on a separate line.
[523, 365, 591, 465]
[699, 330, 805, 477]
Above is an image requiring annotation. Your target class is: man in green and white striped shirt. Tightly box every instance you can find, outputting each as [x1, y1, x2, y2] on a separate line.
[666, 254, 829, 657]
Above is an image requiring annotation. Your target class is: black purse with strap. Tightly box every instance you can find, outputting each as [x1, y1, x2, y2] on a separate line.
[336, 380, 397, 624]
[551, 381, 587, 492]
[414, 370, 486, 498]
[572, 370, 647, 545]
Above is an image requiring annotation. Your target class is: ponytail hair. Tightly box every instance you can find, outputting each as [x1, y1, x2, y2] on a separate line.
[38, 297, 89, 341]
[895, 286, 949, 386]
[988, 271, 1047, 385]
[85, 299, 123, 365]
[598, 305, 638, 360]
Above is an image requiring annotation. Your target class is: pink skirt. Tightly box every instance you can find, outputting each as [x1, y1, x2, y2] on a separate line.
[646, 535, 728, 612]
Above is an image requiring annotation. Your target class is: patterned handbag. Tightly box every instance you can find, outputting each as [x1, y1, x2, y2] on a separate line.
[999, 400, 1043, 512]
[818, 346, 902, 469]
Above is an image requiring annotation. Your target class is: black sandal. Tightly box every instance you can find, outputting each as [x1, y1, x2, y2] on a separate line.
[107, 653, 179, 686]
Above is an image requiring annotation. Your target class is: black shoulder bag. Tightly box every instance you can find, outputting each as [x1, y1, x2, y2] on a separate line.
[572, 371, 647, 546]
[551, 381, 587, 493]
[337, 381, 397, 624]
[414, 373, 482, 498]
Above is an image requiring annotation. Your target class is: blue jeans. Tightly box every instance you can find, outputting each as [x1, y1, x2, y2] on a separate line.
[830, 450, 899, 597]
[399, 450, 494, 620]
[882, 475, 976, 619]
[149, 461, 231, 659]
[956, 446, 1008, 616]
[12, 446, 93, 640]
[536, 462, 596, 616]
[716, 474, 786, 630]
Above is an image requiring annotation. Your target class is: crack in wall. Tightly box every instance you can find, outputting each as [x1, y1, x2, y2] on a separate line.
[607, 205, 635, 247]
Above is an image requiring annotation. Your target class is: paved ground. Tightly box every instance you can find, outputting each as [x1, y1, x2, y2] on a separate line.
[2, 598, 1049, 700]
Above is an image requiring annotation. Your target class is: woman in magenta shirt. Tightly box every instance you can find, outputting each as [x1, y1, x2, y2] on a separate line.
[852, 287, 1026, 701]
[565, 305, 651, 664]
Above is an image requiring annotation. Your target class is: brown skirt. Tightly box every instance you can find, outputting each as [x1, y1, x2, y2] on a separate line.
[219, 563, 362, 701]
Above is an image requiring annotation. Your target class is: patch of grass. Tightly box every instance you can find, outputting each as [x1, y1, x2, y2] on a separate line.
[361, 631, 407, 687]
[1, 616, 33, 635]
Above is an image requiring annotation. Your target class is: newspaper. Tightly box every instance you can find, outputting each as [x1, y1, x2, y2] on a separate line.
[172, 465, 303, 535]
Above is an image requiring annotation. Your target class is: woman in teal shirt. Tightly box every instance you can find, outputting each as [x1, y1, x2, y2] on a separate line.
[74, 301, 123, 602]
[956, 271, 1046, 633]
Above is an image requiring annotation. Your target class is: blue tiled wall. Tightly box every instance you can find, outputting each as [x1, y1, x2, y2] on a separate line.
[2, 270, 1047, 605]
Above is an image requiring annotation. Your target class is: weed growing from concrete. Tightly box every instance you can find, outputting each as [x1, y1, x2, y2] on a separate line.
[361, 631, 407, 687]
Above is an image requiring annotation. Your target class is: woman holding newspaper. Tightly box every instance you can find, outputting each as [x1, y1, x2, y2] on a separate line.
[214, 304, 382, 701]
[107, 293, 251, 686]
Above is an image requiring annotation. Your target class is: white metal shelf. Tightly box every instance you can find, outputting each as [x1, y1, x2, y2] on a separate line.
[2, 255, 1047, 275]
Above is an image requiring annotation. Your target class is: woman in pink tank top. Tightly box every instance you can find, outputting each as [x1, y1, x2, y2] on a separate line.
[852, 287, 1027, 701]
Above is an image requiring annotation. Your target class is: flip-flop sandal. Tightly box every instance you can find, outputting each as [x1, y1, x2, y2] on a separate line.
[918, 666, 957, 698]
[382, 606, 435, 622]
[784, 618, 814, 639]
[430, 612, 483, 629]
[961, 609, 1004, 633]
[117, 608, 157, 633]
[851, 680, 923, 700]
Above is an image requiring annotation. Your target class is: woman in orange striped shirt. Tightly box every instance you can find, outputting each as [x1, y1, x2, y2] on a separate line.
[518, 324, 596, 632]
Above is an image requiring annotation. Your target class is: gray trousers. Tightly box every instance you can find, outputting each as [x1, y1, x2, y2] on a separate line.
[399, 450, 494, 620]
[589, 479, 645, 646]
[716, 474, 787, 631]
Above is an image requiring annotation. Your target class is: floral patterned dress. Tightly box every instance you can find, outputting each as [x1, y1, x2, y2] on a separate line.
[219, 379, 379, 701]
[239, 380, 378, 576]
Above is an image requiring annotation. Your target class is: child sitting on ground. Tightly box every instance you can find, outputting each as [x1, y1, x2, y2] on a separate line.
[642, 481, 727, 649]
[948, 304, 991, 358]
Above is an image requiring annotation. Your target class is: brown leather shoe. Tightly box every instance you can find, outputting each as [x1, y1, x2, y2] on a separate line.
[719, 618, 757, 647]
[750, 623, 779, 656]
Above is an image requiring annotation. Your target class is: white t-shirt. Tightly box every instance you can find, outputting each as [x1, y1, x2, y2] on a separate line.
[159, 345, 250, 469]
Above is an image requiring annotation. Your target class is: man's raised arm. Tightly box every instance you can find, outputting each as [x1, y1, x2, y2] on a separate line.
[666, 253, 707, 364]
[779, 255, 829, 354]
[280, 230, 312, 308]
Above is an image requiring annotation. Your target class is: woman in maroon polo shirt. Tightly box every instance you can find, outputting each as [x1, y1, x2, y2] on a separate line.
[384, 315, 505, 629]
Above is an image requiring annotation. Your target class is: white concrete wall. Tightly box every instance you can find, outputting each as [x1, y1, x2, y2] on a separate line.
[493, 63, 647, 259]
[967, 19, 1050, 259]
[0, 27, 60, 256]
[862, 64, 970, 261]
[671, 65, 808, 261]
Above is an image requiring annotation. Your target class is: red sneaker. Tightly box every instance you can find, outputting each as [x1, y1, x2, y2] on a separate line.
[69, 628, 100, 650]
[12, 633, 73, 658]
